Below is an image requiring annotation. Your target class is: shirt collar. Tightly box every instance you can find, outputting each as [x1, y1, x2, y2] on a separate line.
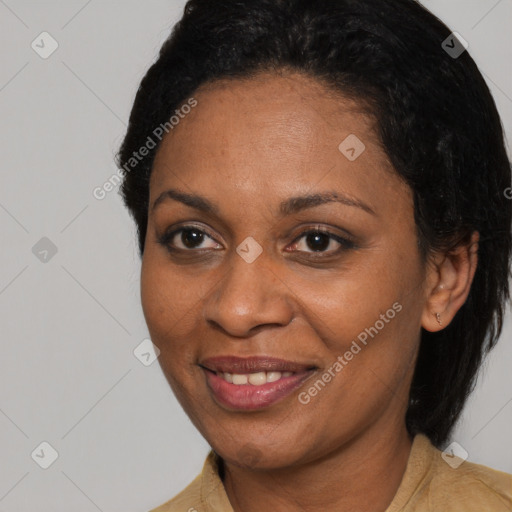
[197, 434, 435, 512]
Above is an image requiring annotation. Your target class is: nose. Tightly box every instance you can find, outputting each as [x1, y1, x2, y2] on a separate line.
[203, 249, 295, 337]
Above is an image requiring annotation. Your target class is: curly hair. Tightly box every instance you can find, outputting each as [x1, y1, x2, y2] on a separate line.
[116, 0, 512, 447]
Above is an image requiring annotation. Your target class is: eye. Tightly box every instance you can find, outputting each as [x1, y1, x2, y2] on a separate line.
[288, 227, 355, 254]
[157, 224, 355, 256]
[158, 225, 222, 251]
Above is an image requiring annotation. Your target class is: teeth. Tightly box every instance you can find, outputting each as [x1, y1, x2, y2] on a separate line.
[248, 372, 267, 386]
[232, 374, 248, 385]
[216, 370, 296, 385]
[266, 371, 282, 383]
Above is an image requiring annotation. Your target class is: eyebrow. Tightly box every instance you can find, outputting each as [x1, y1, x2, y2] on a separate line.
[152, 188, 376, 216]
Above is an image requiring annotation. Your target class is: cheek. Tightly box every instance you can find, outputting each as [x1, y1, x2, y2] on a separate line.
[287, 262, 407, 347]
[140, 258, 169, 336]
[299, 249, 424, 383]
[332, 268, 423, 396]
[141, 253, 195, 333]
[140, 255, 193, 367]
[141, 261, 198, 403]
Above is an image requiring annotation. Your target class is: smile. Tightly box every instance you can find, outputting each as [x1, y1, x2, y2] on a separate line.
[202, 367, 316, 410]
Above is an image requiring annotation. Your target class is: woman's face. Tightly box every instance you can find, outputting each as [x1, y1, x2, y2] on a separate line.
[141, 71, 429, 469]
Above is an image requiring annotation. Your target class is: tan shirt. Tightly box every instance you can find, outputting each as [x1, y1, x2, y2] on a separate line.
[149, 434, 512, 511]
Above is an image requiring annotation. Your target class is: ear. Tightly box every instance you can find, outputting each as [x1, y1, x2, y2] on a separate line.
[421, 231, 479, 332]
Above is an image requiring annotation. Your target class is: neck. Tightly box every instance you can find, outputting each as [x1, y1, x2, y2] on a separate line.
[222, 423, 413, 512]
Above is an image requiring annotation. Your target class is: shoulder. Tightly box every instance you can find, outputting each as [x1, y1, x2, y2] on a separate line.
[389, 434, 512, 512]
[147, 473, 203, 512]
[147, 450, 230, 512]
[427, 446, 512, 511]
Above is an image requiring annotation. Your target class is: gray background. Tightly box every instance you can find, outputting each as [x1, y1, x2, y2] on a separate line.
[0, 1, 510, 511]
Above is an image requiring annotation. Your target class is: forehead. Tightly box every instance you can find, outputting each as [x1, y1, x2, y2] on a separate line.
[149, 71, 406, 215]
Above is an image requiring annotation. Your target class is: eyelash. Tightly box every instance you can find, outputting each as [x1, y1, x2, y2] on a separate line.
[157, 224, 356, 256]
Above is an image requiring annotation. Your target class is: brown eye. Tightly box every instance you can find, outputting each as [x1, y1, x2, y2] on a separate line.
[289, 228, 355, 255]
[303, 232, 331, 252]
[180, 228, 206, 249]
[158, 225, 222, 251]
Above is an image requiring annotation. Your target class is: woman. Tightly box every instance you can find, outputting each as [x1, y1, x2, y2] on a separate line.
[116, 0, 512, 510]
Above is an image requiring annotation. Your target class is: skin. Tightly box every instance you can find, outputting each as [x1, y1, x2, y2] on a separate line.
[141, 70, 478, 512]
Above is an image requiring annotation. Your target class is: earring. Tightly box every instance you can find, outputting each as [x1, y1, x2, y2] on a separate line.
[435, 313, 443, 326]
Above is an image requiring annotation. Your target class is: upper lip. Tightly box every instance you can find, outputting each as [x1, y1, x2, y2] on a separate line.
[200, 355, 317, 374]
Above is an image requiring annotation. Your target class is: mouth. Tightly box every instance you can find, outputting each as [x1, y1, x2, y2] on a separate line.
[199, 355, 318, 410]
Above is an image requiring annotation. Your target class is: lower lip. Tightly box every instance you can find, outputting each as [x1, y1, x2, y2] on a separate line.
[203, 369, 315, 410]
